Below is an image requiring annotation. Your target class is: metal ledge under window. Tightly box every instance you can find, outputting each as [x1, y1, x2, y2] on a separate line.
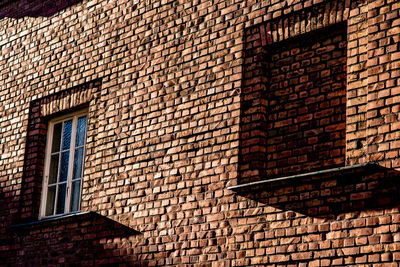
[228, 163, 381, 191]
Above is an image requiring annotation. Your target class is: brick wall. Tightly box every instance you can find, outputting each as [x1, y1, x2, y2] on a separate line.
[1, 0, 400, 266]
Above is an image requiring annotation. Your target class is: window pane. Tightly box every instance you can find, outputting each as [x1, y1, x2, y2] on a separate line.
[62, 120, 73, 150]
[51, 123, 62, 153]
[56, 183, 67, 214]
[76, 116, 87, 147]
[48, 154, 59, 184]
[45, 186, 56, 216]
[59, 151, 70, 182]
[43, 113, 87, 218]
[73, 148, 84, 179]
[70, 180, 81, 212]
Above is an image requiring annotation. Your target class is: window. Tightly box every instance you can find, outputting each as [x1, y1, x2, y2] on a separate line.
[40, 110, 88, 218]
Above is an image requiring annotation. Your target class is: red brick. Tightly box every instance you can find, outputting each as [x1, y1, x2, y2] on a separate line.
[2, 1, 400, 266]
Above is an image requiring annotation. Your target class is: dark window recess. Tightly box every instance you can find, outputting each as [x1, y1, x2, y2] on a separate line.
[265, 25, 347, 177]
[239, 23, 347, 183]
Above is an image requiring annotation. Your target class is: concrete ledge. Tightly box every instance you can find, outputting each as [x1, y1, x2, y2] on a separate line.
[9, 211, 92, 230]
[9, 211, 141, 235]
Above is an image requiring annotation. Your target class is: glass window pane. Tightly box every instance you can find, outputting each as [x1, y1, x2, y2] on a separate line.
[56, 183, 67, 214]
[62, 120, 73, 150]
[48, 154, 59, 184]
[45, 186, 56, 216]
[73, 148, 84, 179]
[70, 180, 81, 212]
[51, 123, 62, 153]
[43, 113, 88, 217]
[76, 116, 87, 147]
[59, 151, 70, 182]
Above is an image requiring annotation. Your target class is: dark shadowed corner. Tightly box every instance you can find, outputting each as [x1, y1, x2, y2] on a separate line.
[0, 0, 82, 18]
[9, 212, 146, 266]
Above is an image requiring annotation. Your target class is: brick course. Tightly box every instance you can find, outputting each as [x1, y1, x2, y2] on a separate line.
[1, 0, 400, 266]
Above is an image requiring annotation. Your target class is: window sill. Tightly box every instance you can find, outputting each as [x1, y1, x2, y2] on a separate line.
[228, 163, 381, 192]
[9, 211, 140, 235]
[10, 211, 92, 231]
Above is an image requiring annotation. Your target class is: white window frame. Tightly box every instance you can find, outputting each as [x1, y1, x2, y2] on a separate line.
[39, 109, 88, 219]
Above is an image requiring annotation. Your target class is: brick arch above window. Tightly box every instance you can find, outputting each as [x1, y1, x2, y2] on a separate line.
[259, 0, 351, 46]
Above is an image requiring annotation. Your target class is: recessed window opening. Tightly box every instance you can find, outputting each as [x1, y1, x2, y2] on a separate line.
[265, 24, 347, 178]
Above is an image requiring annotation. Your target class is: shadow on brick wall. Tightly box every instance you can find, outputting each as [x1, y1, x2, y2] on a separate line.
[234, 0, 396, 220]
[233, 164, 400, 219]
[7, 212, 146, 266]
[237, 0, 370, 186]
[0, 186, 11, 253]
[239, 19, 348, 185]
[0, 0, 82, 18]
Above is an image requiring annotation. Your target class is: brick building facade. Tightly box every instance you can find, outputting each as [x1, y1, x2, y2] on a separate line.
[1, 0, 400, 265]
